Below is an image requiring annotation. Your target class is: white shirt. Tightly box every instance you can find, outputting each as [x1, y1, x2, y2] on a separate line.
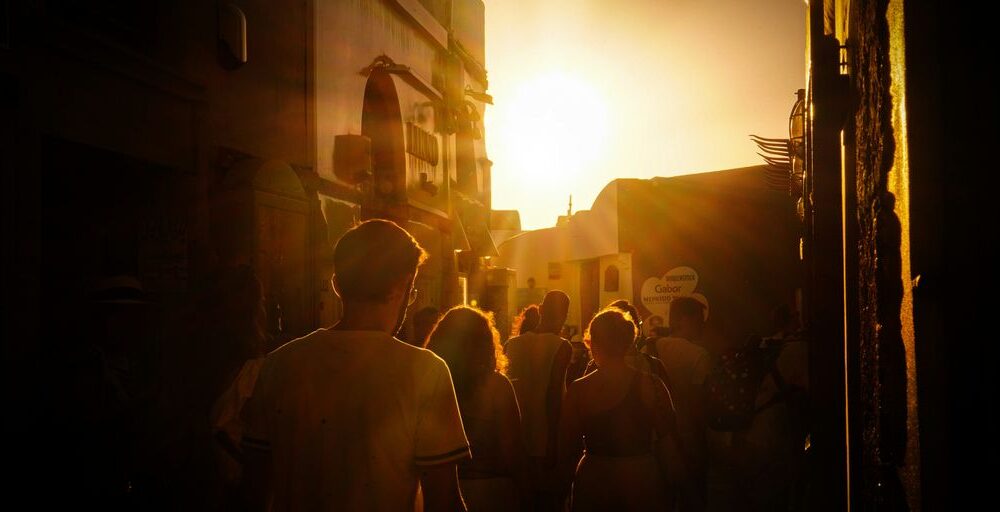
[644, 336, 711, 451]
[241, 329, 470, 511]
[645, 336, 711, 391]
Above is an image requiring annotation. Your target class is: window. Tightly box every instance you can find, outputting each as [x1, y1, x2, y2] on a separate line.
[548, 262, 562, 280]
[604, 265, 620, 292]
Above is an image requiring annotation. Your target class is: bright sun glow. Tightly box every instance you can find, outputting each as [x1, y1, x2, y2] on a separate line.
[485, 0, 805, 230]
[487, 72, 610, 189]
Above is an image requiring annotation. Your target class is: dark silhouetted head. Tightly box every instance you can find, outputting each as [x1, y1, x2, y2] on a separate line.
[668, 296, 706, 340]
[609, 299, 640, 331]
[585, 307, 637, 363]
[425, 306, 507, 396]
[537, 290, 570, 335]
[333, 220, 427, 302]
[644, 315, 664, 337]
[332, 220, 427, 335]
[516, 304, 540, 335]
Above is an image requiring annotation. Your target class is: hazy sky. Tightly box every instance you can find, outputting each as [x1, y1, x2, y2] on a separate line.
[484, 0, 806, 230]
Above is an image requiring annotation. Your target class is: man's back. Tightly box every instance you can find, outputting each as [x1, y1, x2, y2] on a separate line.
[645, 336, 710, 459]
[742, 339, 809, 458]
[505, 332, 569, 457]
[648, 336, 711, 394]
[241, 329, 470, 511]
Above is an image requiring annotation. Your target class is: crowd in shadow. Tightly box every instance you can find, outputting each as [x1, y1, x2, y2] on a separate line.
[53, 219, 809, 511]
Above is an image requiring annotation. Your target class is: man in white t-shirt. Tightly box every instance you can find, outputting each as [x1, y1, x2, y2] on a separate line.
[240, 220, 470, 511]
[642, 296, 711, 509]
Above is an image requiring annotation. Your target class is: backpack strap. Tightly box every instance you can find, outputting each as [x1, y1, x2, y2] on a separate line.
[753, 346, 790, 415]
[643, 352, 673, 392]
[645, 336, 662, 361]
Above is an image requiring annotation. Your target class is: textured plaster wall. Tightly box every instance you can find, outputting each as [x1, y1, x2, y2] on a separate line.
[848, 0, 919, 507]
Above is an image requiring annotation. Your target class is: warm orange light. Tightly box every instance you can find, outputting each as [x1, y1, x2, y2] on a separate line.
[487, 71, 609, 190]
[484, 0, 806, 230]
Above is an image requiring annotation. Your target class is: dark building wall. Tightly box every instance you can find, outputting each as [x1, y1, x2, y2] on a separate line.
[901, 1, 994, 509]
[0, 0, 317, 340]
[817, 0, 997, 508]
[0, 2, 315, 504]
[202, 0, 311, 167]
[619, 170, 800, 340]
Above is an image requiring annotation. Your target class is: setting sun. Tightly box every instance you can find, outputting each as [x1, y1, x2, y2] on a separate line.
[485, 0, 805, 229]
[487, 72, 610, 190]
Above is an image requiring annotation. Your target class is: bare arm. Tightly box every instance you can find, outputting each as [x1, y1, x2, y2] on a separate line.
[495, 375, 529, 495]
[545, 342, 572, 464]
[555, 382, 584, 500]
[419, 463, 467, 512]
[643, 375, 702, 509]
[642, 376, 687, 479]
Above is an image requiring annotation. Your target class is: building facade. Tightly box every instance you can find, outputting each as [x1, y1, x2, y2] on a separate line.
[497, 167, 800, 340]
[2, 0, 495, 499]
[797, 1, 993, 509]
[1, 0, 493, 344]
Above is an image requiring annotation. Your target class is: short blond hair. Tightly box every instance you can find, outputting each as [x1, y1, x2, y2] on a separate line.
[333, 220, 428, 301]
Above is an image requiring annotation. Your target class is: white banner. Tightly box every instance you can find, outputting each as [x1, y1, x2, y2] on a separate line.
[640, 266, 708, 321]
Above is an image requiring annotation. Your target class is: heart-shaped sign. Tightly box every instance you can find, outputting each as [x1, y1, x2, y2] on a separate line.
[640, 266, 700, 317]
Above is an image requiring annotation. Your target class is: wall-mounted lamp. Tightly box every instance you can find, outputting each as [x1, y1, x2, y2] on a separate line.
[218, 3, 247, 69]
[456, 101, 483, 139]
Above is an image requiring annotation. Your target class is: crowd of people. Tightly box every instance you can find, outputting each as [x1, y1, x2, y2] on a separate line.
[60, 219, 809, 511]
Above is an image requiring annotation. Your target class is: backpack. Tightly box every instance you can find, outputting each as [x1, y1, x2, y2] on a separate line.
[639, 336, 661, 360]
[702, 336, 787, 432]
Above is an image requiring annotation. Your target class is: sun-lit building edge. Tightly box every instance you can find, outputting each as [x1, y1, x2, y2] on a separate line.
[493, 166, 800, 341]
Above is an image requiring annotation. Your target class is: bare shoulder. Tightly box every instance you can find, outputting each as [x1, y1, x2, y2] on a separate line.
[637, 371, 670, 403]
[563, 374, 593, 403]
[547, 335, 572, 354]
[263, 328, 333, 368]
[391, 337, 444, 363]
[488, 371, 516, 394]
[489, 372, 521, 411]
[570, 367, 600, 387]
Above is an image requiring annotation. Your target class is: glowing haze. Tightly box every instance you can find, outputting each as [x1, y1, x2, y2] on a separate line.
[484, 0, 806, 230]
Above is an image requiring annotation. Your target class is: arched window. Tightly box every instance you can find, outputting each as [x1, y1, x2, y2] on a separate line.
[604, 265, 620, 292]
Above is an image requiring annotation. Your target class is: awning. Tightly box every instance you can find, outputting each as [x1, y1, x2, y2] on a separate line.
[481, 227, 500, 258]
[453, 210, 498, 258]
[452, 214, 473, 252]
